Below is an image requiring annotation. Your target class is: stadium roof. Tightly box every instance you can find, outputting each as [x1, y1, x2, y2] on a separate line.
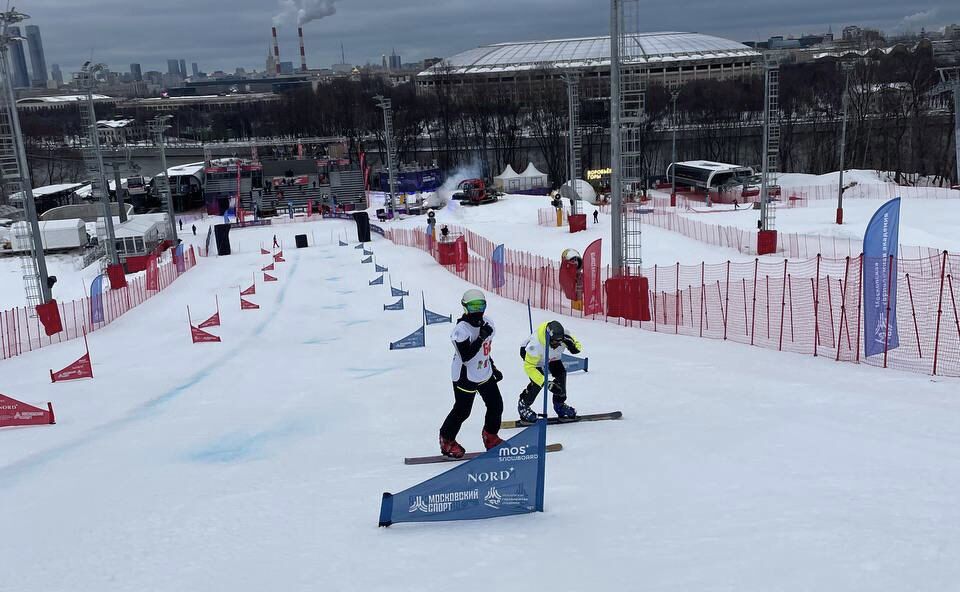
[420, 32, 759, 76]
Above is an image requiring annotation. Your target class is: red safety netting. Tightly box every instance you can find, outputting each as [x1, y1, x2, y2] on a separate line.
[386, 225, 960, 378]
[0, 246, 197, 362]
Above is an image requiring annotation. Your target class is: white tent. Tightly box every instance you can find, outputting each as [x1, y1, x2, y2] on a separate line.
[493, 164, 521, 191]
[520, 163, 549, 189]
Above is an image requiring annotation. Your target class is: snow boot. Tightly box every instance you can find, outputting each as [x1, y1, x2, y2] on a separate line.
[482, 429, 503, 450]
[517, 396, 539, 424]
[439, 436, 465, 459]
[553, 395, 578, 421]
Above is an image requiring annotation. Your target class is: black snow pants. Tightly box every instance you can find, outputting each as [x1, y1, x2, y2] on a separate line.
[439, 380, 503, 441]
[520, 360, 567, 406]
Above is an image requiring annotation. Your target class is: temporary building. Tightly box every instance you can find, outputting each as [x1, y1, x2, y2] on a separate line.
[493, 164, 521, 192]
[520, 163, 549, 189]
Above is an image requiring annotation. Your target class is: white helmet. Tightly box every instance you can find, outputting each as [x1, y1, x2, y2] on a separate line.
[461, 289, 486, 313]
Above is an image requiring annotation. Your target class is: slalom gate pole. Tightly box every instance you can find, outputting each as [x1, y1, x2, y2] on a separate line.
[528, 299, 533, 333]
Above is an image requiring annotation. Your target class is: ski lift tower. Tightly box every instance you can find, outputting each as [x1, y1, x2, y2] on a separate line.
[757, 53, 780, 255]
[149, 115, 178, 242]
[374, 95, 397, 217]
[606, 0, 652, 322]
[610, 0, 647, 273]
[935, 67, 960, 189]
[563, 73, 582, 215]
[0, 9, 51, 306]
[75, 62, 119, 265]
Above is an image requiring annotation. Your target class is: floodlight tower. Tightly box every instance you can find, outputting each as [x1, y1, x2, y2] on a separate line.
[150, 115, 178, 242]
[610, 0, 647, 273]
[935, 67, 960, 188]
[836, 60, 854, 224]
[374, 95, 397, 217]
[75, 61, 119, 265]
[758, 53, 780, 255]
[670, 88, 680, 206]
[0, 8, 51, 305]
[564, 74, 582, 214]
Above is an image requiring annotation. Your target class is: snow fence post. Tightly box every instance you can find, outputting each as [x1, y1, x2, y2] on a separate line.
[932, 251, 947, 375]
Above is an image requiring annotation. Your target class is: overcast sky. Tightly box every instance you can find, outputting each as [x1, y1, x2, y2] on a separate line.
[18, 0, 960, 77]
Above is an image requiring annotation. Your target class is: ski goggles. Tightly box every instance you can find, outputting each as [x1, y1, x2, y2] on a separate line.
[463, 299, 487, 313]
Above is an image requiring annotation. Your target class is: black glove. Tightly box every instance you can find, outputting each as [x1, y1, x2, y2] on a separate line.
[562, 336, 577, 348]
[547, 380, 564, 396]
[492, 366, 503, 382]
[478, 323, 493, 340]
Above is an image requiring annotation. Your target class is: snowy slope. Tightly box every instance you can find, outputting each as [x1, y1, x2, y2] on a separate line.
[678, 198, 960, 252]
[2, 219, 960, 591]
[0, 252, 102, 310]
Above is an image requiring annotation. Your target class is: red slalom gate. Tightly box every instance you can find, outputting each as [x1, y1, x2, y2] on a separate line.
[385, 225, 960, 380]
[262, 263, 275, 272]
[0, 393, 55, 428]
[240, 297, 260, 310]
[264, 273, 278, 282]
[198, 297, 221, 329]
[50, 334, 94, 383]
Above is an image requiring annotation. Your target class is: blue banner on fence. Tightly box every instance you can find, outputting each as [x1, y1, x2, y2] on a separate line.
[362, 256, 373, 264]
[90, 274, 105, 324]
[561, 353, 589, 373]
[389, 325, 425, 350]
[392, 286, 409, 297]
[376, 264, 389, 273]
[363, 249, 374, 256]
[492, 244, 505, 289]
[384, 298, 404, 311]
[370, 275, 384, 286]
[174, 244, 185, 273]
[425, 308, 452, 325]
[863, 197, 900, 357]
[379, 421, 546, 526]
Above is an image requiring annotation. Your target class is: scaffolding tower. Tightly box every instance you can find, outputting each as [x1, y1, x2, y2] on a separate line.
[611, 0, 648, 272]
[75, 62, 119, 266]
[0, 9, 51, 306]
[564, 74, 582, 215]
[374, 95, 397, 216]
[935, 67, 960, 188]
[759, 54, 780, 234]
[150, 115, 178, 242]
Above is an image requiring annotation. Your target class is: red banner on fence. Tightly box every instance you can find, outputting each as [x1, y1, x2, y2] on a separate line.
[240, 297, 260, 310]
[191, 325, 221, 343]
[583, 239, 603, 316]
[146, 257, 159, 291]
[36, 300, 63, 336]
[455, 237, 467, 273]
[107, 264, 128, 289]
[241, 283, 256, 296]
[0, 394, 55, 427]
[264, 273, 278, 283]
[262, 263, 275, 272]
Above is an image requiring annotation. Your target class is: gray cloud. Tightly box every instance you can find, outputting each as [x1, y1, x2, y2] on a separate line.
[16, 0, 960, 78]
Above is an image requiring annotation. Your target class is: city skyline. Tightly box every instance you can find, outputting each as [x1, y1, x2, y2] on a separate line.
[18, 0, 959, 77]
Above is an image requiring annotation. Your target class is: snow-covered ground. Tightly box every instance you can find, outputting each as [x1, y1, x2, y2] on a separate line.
[0, 252, 102, 310]
[2, 217, 960, 591]
[678, 197, 960, 253]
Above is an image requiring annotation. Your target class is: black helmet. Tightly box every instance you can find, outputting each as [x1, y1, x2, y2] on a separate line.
[546, 321, 565, 345]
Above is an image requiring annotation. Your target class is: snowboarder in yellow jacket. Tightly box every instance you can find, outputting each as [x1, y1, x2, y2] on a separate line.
[517, 320, 582, 423]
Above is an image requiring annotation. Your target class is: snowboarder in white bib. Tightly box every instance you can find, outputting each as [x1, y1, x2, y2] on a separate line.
[518, 320, 582, 423]
[439, 289, 505, 458]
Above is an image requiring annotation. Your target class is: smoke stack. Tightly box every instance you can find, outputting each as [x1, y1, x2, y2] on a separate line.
[272, 26, 281, 75]
[298, 27, 307, 72]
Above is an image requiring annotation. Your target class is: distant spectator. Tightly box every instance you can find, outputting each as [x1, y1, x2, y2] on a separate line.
[192, 224, 197, 236]
[178, 218, 183, 231]
[593, 210, 599, 224]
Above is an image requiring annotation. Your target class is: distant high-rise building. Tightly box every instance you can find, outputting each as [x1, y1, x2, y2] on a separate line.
[8, 26, 30, 88]
[24, 25, 48, 87]
[266, 48, 276, 76]
[382, 54, 387, 69]
[389, 50, 401, 70]
[167, 59, 180, 77]
[179, 59, 187, 78]
[50, 63, 63, 86]
[278, 61, 294, 75]
[191, 62, 199, 77]
[130, 63, 143, 81]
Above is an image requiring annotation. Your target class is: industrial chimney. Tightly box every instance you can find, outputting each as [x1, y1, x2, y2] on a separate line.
[298, 27, 307, 72]
[272, 26, 281, 75]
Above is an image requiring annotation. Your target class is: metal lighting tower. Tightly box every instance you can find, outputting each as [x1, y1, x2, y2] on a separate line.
[75, 61, 119, 265]
[670, 88, 680, 205]
[150, 115, 178, 242]
[0, 9, 51, 305]
[374, 95, 397, 216]
[935, 67, 960, 188]
[836, 61, 854, 224]
[758, 53, 780, 254]
[611, 0, 647, 272]
[564, 74, 582, 214]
